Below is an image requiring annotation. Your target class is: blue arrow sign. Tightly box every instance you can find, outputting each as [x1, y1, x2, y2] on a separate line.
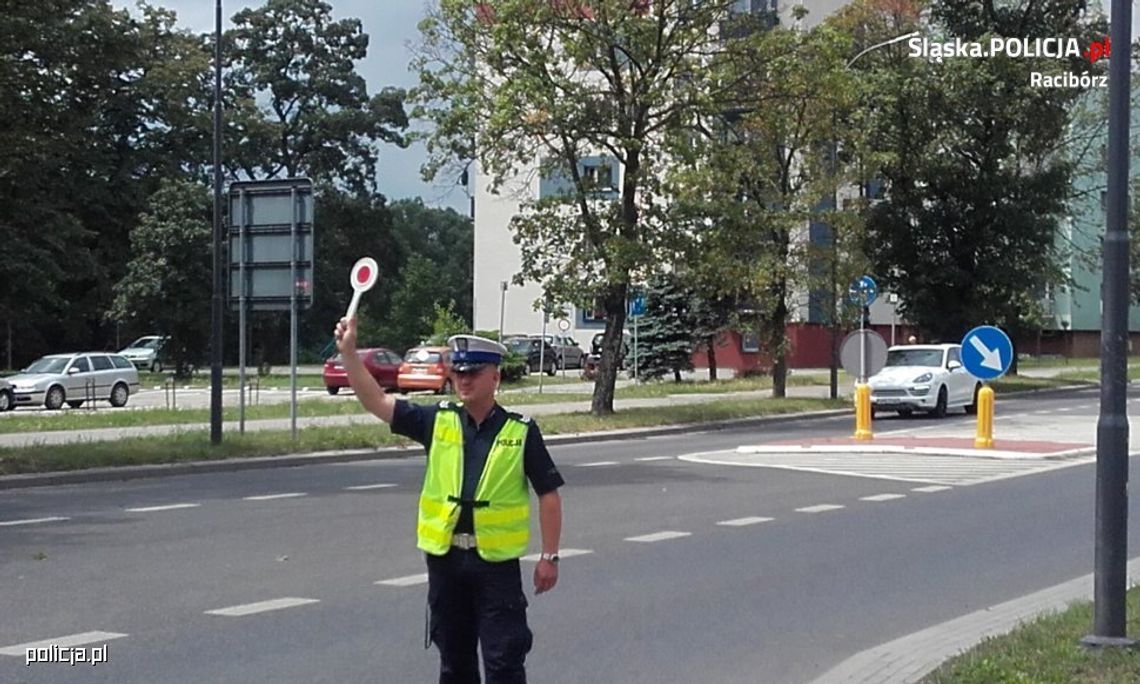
[628, 295, 646, 317]
[960, 325, 1014, 381]
[848, 275, 878, 306]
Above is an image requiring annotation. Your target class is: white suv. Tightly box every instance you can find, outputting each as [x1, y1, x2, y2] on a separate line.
[868, 344, 982, 418]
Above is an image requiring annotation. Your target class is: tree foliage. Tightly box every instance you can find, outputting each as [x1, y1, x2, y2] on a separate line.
[226, 0, 409, 193]
[110, 180, 212, 376]
[413, 0, 752, 414]
[635, 273, 695, 382]
[859, 0, 1105, 343]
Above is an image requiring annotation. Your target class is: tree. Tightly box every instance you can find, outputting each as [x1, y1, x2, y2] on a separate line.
[413, 0, 752, 415]
[389, 198, 475, 326]
[0, 1, 214, 366]
[635, 274, 694, 382]
[671, 24, 856, 397]
[860, 0, 1105, 344]
[109, 180, 212, 376]
[380, 255, 452, 352]
[225, 0, 409, 194]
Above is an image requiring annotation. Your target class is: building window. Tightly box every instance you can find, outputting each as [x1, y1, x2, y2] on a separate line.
[578, 298, 607, 327]
[539, 156, 619, 200]
[741, 332, 760, 353]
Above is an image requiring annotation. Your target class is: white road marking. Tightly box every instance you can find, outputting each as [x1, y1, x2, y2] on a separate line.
[625, 531, 692, 543]
[0, 631, 128, 657]
[243, 493, 307, 501]
[205, 598, 319, 617]
[796, 504, 845, 514]
[376, 573, 429, 587]
[635, 456, 673, 462]
[681, 450, 1093, 486]
[860, 494, 907, 502]
[0, 516, 69, 527]
[125, 503, 200, 513]
[344, 483, 397, 491]
[717, 516, 774, 527]
[913, 485, 953, 493]
[520, 548, 594, 562]
[578, 461, 620, 467]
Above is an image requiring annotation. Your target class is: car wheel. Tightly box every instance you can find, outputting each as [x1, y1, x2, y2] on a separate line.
[965, 383, 981, 415]
[438, 379, 453, 395]
[527, 362, 535, 375]
[153, 360, 163, 374]
[110, 382, 129, 408]
[0, 389, 12, 412]
[326, 386, 340, 395]
[45, 385, 65, 411]
[546, 363, 556, 377]
[897, 409, 913, 418]
[67, 400, 84, 409]
[930, 386, 948, 418]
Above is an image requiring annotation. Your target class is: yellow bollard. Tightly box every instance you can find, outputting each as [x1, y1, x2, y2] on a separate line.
[854, 383, 873, 441]
[974, 385, 995, 449]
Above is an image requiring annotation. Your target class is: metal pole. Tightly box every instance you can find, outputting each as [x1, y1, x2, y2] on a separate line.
[634, 315, 638, 382]
[290, 185, 298, 441]
[1084, 0, 1133, 647]
[538, 312, 546, 394]
[209, 0, 224, 445]
[239, 189, 246, 434]
[499, 281, 507, 341]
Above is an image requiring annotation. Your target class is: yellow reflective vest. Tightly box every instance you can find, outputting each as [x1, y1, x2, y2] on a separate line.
[417, 403, 531, 562]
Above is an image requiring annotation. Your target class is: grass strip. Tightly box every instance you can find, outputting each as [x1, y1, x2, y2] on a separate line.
[921, 586, 1140, 683]
[0, 397, 847, 476]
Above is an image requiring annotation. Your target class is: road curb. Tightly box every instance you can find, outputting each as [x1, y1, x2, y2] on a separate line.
[0, 383, 1092, 490]
[0, 409, 850, 490]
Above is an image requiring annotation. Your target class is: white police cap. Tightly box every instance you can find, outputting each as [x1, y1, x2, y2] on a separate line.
[448, 334, 508, 371]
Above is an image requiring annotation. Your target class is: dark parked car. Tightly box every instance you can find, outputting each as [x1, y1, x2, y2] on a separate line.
[590, 331, 632, 369]
[323, 348, 402, 395]
[504, 337, 557, 376]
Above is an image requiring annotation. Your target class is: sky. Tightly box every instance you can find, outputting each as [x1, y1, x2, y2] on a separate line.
[113, 0, 470, 213]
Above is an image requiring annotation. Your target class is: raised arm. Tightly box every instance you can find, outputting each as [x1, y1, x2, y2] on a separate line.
[334, 317, 397, 424]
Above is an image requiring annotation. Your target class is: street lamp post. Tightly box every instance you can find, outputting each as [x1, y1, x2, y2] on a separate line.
[1083, 0, 1133, 648]
[827, 31, 919, 400]
[499, 280, 508, 341]
[209, 0, 224, 445]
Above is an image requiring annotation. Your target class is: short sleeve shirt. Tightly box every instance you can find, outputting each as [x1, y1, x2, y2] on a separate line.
[391, 399, 564, 533]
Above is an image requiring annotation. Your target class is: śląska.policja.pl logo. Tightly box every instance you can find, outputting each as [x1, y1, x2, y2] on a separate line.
[907, 34, 1110, 88]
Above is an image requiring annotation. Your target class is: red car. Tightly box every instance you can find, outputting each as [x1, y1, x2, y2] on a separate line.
[322, 348, 402, 395]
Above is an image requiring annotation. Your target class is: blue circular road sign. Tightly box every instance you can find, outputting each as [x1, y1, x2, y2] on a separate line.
[960, 325, 1014, 381]
[848, 275, 878, 306]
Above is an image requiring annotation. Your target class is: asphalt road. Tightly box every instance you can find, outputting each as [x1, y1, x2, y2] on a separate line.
[1, 387, 1136, 683]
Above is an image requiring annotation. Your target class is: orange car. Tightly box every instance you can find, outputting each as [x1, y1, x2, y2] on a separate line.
[397, 346, 453, 394]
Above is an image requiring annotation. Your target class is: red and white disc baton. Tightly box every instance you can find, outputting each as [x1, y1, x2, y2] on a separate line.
[345, 257, 379, 319]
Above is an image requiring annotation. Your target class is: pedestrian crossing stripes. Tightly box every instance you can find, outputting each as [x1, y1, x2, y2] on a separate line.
[678, 450, 1095, 486]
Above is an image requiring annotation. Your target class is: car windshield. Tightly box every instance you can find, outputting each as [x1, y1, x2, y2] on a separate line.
[126, 337, 162, 350]
[405, 349, 442, 364]
[507, 339, 532, 353]
[25, 357, 70, 374]
[885, 349, 944, 368]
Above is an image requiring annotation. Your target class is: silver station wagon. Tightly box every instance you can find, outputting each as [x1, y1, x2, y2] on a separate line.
[7, 352, 140, 410]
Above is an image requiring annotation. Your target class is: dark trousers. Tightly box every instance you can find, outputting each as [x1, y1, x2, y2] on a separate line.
[426, 548, 533, 684]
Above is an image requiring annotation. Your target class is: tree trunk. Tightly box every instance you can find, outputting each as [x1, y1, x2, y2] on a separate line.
[767, 292, 789, 398]
[590, 282, 629, 416]
[707, 337, 718, 381]
[674, 368, 682, 383]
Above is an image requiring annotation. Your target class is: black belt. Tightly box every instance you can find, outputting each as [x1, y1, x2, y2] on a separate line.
[447, 495, 490, 508]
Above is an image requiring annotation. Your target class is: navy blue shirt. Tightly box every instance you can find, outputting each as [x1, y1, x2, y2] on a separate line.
[391, 399, 564, 533]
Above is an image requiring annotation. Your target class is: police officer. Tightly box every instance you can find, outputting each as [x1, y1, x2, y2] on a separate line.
[334, 318, 564, 684]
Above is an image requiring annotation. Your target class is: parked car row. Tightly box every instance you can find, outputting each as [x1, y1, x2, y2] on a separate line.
[2, 352, 140, 410]
[322, 345, 455, 395]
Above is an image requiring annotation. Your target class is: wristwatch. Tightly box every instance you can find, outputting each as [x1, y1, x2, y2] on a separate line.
[539, 552, 560, 564]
